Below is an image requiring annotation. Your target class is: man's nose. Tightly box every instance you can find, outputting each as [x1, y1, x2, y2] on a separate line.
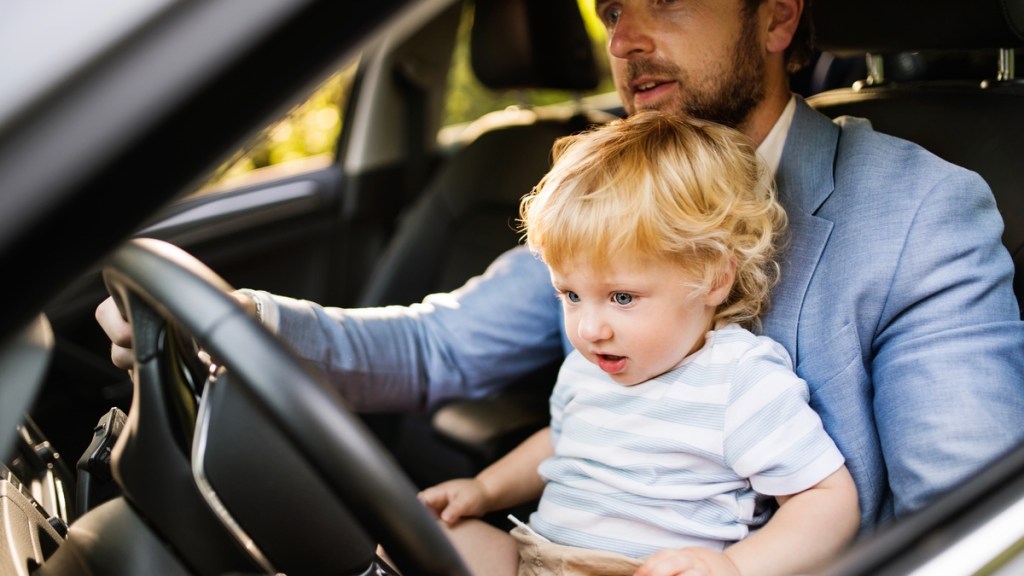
[608, 8, 655, 59]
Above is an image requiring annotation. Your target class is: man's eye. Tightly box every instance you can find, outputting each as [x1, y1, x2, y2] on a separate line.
[565, 291, 581, 303]
[612, 292, 633, 305]
[602, 7, 621, 26]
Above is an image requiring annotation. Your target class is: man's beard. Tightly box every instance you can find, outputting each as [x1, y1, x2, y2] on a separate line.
[626, 15, 766, 130]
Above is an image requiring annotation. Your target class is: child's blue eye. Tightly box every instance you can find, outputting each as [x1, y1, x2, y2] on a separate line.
[566, 291, 580, 303]
[613, 293, 633, 305]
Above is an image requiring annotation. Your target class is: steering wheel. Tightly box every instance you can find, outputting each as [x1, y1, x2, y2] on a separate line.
[101, 237, 470, 576]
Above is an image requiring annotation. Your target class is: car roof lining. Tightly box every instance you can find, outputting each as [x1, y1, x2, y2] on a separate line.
[813, 0, 1024, 55]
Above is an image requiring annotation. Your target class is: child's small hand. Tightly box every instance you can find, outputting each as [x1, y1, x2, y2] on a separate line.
[633, 547, 740, 576]
[417, 478, 490, 524]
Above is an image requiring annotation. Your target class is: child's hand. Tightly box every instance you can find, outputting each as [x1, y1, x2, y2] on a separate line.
[417, 478, 490, 524]
[633, 547, 740, 576]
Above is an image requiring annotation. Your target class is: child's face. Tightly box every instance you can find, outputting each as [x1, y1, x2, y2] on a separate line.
[551, 256, 722, 386]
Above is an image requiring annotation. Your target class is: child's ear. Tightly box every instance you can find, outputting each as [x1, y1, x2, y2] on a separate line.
[705, 257, 736, 307]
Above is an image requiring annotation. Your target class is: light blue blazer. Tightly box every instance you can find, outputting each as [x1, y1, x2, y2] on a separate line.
[271, 98, 1024, 534]
[763, 98, 1024, 529]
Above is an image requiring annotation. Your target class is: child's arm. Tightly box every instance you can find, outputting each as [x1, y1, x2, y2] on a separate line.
[418, 427, 553, 524]
[634, 465, 860, 576]
[727, 465, 860, 574]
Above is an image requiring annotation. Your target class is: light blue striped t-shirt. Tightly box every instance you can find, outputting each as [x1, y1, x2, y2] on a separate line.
[529, 323, 845, 559]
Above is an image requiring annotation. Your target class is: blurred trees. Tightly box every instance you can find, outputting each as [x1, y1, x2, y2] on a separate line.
[202, 0, 609, 193]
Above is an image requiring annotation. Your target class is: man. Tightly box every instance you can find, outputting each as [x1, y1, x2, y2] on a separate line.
[99, 0, 1024, 549]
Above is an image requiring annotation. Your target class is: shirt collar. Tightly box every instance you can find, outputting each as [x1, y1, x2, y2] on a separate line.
[756, 94, 797, 177]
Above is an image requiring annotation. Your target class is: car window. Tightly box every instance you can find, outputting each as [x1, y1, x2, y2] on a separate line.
[194, 0, 612, 197]
[193, 61, 358, 196]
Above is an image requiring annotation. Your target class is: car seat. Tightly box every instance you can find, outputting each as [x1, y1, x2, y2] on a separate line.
[357, 0, 612, 308]
[356, 0, 615, 490]
[807, 0, 1024, 316]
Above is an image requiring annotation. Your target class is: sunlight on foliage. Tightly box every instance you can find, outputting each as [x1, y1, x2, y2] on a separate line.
[202, 0, 611, 193]
[442, 0, 612, 127]
[200, 65, 353, 192]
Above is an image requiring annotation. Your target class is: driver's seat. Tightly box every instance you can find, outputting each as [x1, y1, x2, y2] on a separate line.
[357, 0, 613, 491]
[357, 0, 610, 307]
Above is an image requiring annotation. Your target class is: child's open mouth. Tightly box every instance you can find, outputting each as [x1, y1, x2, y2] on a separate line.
[596, 354, 627, 375]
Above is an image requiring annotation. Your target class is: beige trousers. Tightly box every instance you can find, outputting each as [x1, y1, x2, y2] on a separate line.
[511, 526, 644, 576]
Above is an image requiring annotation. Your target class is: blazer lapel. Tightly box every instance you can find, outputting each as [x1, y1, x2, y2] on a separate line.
[776, 97, 841, 214]
[763, 99, 839, 364]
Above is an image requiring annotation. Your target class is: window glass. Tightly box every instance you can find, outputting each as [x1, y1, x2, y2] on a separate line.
[195, 61, 358, 195]
[196, 0, 611, 195]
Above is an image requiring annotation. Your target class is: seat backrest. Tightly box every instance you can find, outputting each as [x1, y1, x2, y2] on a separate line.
[357, 0, 611, 307]
[807, 0, 1024, 314]
[355, 0, 613, 488]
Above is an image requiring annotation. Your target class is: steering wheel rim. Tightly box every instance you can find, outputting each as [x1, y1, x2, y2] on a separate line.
[102, 237, 470, 576]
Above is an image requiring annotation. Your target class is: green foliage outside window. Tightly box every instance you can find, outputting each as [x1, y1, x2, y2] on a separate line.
[442, 0, 612, 127]
[199, 65, 354, 193]
[203, 0, 609, 193]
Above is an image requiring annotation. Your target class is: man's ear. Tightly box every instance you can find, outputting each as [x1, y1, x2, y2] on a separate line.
[705, 258, 736, 307]
[764, 0, 803, 56]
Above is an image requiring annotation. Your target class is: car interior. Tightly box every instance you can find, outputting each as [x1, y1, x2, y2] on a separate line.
[371, 0, 1024, 516]
[356, 0, 618, 499]
[2, 0, 1023, 574]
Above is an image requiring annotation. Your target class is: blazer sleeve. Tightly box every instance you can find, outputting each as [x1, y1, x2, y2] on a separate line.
[871, 165, 1024, 514]
[262, 245, 566, 412]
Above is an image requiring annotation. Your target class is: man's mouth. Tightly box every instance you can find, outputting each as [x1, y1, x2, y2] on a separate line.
[624, 59, 682, 107]
[631, 77, 670, 93]
[628, 77, 678, 109]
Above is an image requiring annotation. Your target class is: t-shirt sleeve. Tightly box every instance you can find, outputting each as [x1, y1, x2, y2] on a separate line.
[547, 351, 581, 445]
[724, 339, 846, 496]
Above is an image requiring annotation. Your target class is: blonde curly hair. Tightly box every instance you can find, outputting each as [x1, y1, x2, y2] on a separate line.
[519, 111, 787, 328]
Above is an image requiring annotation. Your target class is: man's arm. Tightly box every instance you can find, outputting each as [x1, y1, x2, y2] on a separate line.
[98, 245, 567, 412]
[873, 168, 1024, 514]
[259, 245, 566, 412]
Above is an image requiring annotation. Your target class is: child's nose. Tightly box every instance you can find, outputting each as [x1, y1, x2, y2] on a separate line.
[578, 310, 612, 342]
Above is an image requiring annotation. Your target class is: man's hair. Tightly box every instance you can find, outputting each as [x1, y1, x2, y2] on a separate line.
[519, 112, 788, 327]
[744, 0, 816, 73]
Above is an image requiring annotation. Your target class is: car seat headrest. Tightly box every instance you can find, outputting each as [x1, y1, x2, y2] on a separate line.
[813, 0, 1024, 55]
[470, 0, 599, 91]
